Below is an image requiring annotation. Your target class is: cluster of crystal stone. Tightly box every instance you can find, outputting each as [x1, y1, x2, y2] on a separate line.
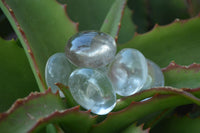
[45, 31, 164, 115]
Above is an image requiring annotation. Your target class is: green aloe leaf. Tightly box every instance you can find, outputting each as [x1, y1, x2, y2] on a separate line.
[163, 62, 200, 88]
[0, 89, 66, 133]
[0, 88, 96, 133]
[91, 62, 200, 133]
[29, 106, 96, 133]
[91, 88, 200, 133]
[151, 116, 200, 133]
[114, 62, 200, 111]
[1, 61, 200, 133]
[114, 87, 200, 112]
[0, 38, 38, 112]
[119, 16, 200, 67]
[0, 0, 78, 92]
[117, 7, 136, 44]
[100, 0, 127, 39]
[100, 0, 135, 44]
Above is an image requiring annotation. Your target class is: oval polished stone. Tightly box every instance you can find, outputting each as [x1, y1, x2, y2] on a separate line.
[68, 68, 116, 115]
[45, 53, 75, 97]
[65, 31, 117, 68]
[142, 59, 165, 90]
[108, 48, 148, 96]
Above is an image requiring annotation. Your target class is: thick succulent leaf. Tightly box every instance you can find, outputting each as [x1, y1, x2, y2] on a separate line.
[91, 63, 200, 133]
[163, 62, 200, 88]
[0, 38, 38, 112]
[119, 16, 200, 67]
[117, 7, 136, 44]
[114, 87, 200, 112]
[100, 0, 127, 40]
[0, 89, 66, 133]
[0, 0, 78, 92]
[29, 106, 96, 133]
[99, 0, 135, 43]
[151, 116, 200, 133]
[91, 88, 200, 133]
[60, 0, 135, 43]
[121, 123, 149, 133]
[114, 62, 200, 111]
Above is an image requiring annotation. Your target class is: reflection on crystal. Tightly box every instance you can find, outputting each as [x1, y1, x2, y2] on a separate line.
[45, 53, 75, 97]
[68, 68, 116, 115]
[108, 48, 148, 96]
[140, 97, 152, 102]
[65, 31, 116, 68]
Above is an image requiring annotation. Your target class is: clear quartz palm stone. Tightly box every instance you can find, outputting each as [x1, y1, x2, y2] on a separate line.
[65, 31, 117, 68]
[108, 48, 148, 96]
[142, 59, 165, 90]
[45, 53, 75, 97]
[68, 68, 116, 115]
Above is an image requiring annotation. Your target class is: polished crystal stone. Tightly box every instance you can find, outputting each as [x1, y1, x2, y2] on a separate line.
[68, 68, 116, 115]
[65, 31, 117, 68]
[142, 59, 164, 90]
[108, 48, 148, 96]
[45, 53, 75, 97]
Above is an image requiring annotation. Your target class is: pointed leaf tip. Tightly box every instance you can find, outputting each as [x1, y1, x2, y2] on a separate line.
[100, 0, 127, 40]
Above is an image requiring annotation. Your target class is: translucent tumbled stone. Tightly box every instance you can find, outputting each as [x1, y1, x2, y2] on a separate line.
[65, 31, 117, 68]
[68, 68, 116, 115]
[45, 53, 75, 97]
[108, 48, 148, 96]
[142, 59, 164, 90]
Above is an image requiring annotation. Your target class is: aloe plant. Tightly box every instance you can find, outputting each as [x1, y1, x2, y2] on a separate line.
[1, 0, 200, 132]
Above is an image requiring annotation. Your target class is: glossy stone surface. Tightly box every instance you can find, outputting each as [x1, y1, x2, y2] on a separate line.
[65, 31, 117, 68]
[45, 53, 75, 97]
[68, 68, 116, 115]
[142, 59, 164, 90]
[108, 48, 148, 96]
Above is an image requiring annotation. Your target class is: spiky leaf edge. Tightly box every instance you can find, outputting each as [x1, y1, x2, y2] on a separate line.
[0, 0, 78, 92]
